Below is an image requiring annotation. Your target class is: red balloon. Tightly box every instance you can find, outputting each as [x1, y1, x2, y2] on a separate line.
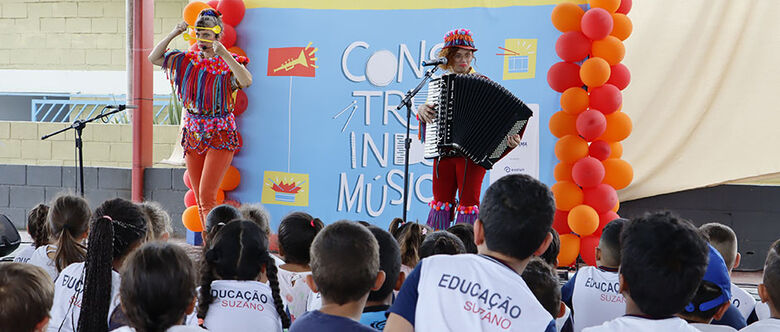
[580, 235, 600, 266]
[572, 156, 606, 188]
[589, 140, 612, 160]
[581, 8, 613, 40]
[576, 110, 607, 141]
[553, 210, 571, 234]
[547, 62, 583, 93]
[607, 63, 631, 90]
[583, 184, 618, 214]
[555, 31, 590, 62]
[234, 90, 247, 116]
[599, 211, 620, 230]
[616, 0, 632, 14]
[219, 24, 237, 49]
[590, 84, 622, 114]
[217, 0, 246, 26]
[183, 171, 192, 189]
[207, 0, 220, 9]
[184, 189, 197, 207]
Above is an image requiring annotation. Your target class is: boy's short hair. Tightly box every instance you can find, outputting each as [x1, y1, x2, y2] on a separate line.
[479, 174, 555, 260]
[0, 263, 54, 332]
[365, 226, 401, 302]
[206, 204, 242, 233]
[764, 239, 780, 309]
[699, 223, 738, 270]
[239, 203, 272, 235]
[419, 231, 465, 259]
[139, 201, 173, 241]
[540, 228, 560, 267]
[598, 218, 628, 267]
[620, 211, 709, 318]
[522, 257, 561, 318]
[680, 245, 732, 321]
[446, 223, 478, 254]
[310, 221, 379, 305]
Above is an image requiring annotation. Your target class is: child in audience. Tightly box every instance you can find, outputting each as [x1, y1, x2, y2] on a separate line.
[30, 194, 91, 281]
[562, 218, 627, 332]
[418, 231, 465, 259]
[239, 203, 272, 236]
[446, 223, 478, 254]
[205, 204, 242, 232]
[276, 211, 324, 322]
[113, 242, 205, 332]
[48, 198, 148, 332]
[138, 201, 173, 242]
[361, 225, 404, 330]
[523, 257, 565, 320]
[292, 221, 383, 332]
[14, 203, 50, 263]
[388, 218, 429, 277]
[0, 263, 54, 332]
[386, 174, 557, 331]
[700, 223, 755, 319]
[677, 245, 736, 331]
[540, 228, 561, 268]
[741, 239, 780, 331]
[198, 220, 289, 331]
[583, 211, 709, 332]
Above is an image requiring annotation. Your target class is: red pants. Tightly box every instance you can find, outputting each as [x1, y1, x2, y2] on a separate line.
[432, 157, 486, 209]
[185, 148, 234, 231]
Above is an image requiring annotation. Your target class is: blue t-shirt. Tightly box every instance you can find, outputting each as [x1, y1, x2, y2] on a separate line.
[360, 305, 390, 331]
[290, 310, 376, 332]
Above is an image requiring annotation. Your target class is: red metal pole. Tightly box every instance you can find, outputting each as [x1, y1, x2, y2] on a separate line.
[130, 0, 154, 202]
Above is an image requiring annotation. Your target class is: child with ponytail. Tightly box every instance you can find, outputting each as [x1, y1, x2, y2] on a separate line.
[388, 218, 430, 277]
[30, 195, 91, 282]
[276, 211, 324, 322]
[198, 220, 290, 331]
[14, 203, 51, 263]
[47, 198, 148, 332]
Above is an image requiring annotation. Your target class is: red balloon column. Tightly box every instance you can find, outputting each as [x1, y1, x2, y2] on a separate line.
[549, 0, 633, 267]
[181, 0, 249, 234]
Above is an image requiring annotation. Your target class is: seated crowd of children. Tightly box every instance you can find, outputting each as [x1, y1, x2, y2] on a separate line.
[0, 174, 779, 332]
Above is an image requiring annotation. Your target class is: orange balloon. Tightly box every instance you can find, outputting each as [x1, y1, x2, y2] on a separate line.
[228, 46, 247, 58]
[568, 204, 599, 236]
[552, 181, 584, 211]
[592, 36, 625, 66]
[612, 199, 620, 212]
[220, 166, 241, 191]
[611, 13, 633, 41]
[598, 111, 632, 142]
[580, 57, 611, 88]
[558, 234, 581, 267]
[555, 135, 589, 163]
[552, 3, 585, 33]
[561, 87, 589, 115]
[554, 162, 574, 182]
[589, 0, 620, 13]
[603, 158, 633, 190]
[549, 111, 578, 138]
[216, 189, 225, 204]
[609, 141, 623, 158]
[182, 205, 203, 232]
[183, 1, 211, 26]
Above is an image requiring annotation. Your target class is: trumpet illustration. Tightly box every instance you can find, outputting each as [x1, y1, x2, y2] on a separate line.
[272, 42, 319, 73]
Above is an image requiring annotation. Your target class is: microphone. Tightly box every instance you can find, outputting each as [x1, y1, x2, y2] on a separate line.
[422, 57, 448, 66]
[105, 105, 138, 110]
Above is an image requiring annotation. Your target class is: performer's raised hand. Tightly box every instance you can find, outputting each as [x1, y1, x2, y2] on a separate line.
[507, 134, 522, 148]
[212, 40, 229, 57]
[172, 21, 188, 35]
[417, 103, 436, 124]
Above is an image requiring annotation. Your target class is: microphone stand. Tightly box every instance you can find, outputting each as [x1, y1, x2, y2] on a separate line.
[396, 64, 440, 222]
[41, 105, 130, 197]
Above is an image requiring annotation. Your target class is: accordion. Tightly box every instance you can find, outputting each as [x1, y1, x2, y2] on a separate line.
[422, 73, 533, 169]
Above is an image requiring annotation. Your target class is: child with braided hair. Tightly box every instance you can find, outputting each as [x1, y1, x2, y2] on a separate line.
[198, 219, 289, 331]
[14, 203, 51, 263]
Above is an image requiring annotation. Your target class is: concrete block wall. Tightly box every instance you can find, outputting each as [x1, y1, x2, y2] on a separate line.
[0, 121, 180, 168]
[0, 0, 190, 70]
[0, 165, 189, 236]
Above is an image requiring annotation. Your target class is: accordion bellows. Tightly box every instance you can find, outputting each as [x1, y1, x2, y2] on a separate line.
[423, 73, 533, 169]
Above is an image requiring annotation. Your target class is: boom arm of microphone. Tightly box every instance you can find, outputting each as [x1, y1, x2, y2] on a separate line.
[422, 57, 448, 66]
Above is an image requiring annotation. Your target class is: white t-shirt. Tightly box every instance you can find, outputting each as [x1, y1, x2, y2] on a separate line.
[583, 316, 702, 332]
[570, 266, 626, 332]
[13, 243, 36, 263]
[389, 254, 556, 331]
[276, 267, 312, 322]
[740, 318, 780, 331]
[730, 283, 756, 319]
[690, 322, 738, 331]
[755, 301, 771, 321]
[29, 244, 59, 282]
[111, 325, 208, 332]
[306, 289, 322, 312]
[201, 280, 283, 332]
[47, 262, 121, 332]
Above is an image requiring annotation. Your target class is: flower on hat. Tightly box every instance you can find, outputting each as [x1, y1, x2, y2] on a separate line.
[443, 28, 477, 51]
